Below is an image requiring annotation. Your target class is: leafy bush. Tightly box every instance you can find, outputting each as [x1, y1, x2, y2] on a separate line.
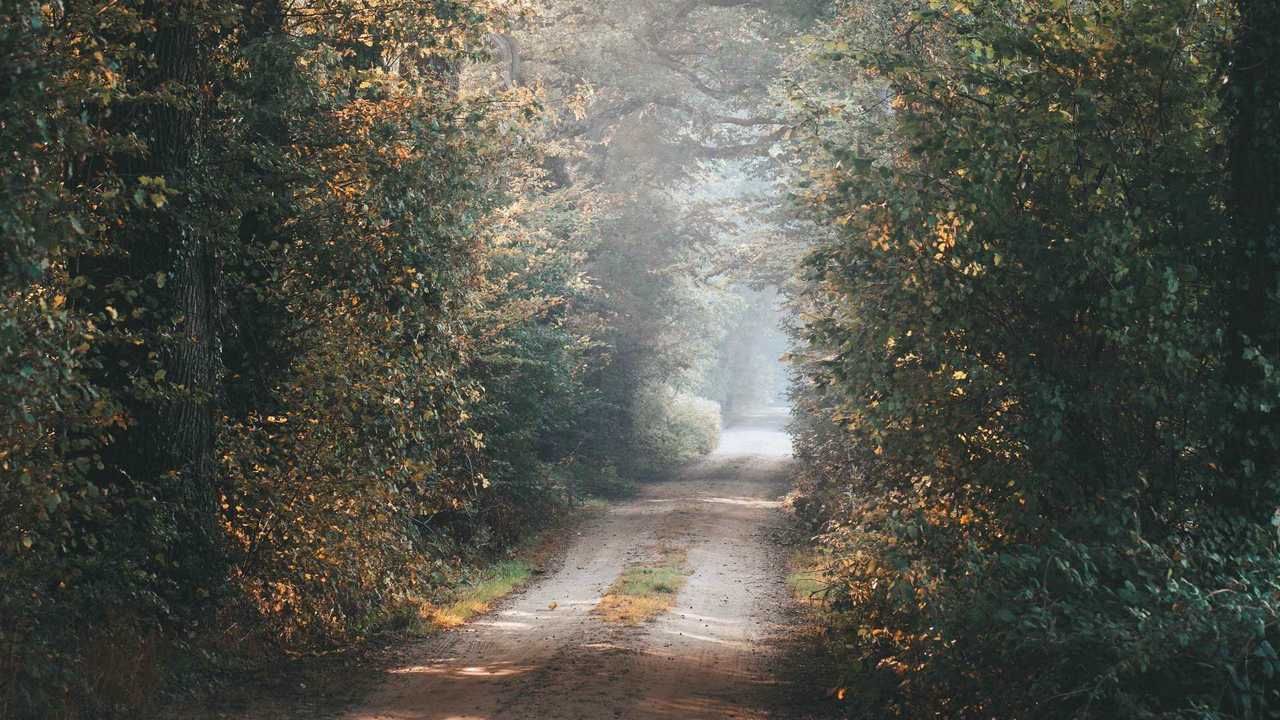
[629, 388, 722, 478]
[0, 0, 613, 714]
[786, 0, 1280, 717]
[561, 462, 636, 500]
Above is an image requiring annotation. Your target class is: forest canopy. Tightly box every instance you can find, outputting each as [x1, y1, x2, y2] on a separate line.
[3, 0, 1279, 718]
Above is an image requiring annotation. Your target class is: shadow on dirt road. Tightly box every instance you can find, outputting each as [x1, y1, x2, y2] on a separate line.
[342, 408, 822, 720]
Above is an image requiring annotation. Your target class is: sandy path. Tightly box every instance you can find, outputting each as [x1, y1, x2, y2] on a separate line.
[344, 412, 802, 720]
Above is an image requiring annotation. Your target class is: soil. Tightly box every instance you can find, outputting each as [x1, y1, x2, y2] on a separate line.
[231, 410, 835, 720]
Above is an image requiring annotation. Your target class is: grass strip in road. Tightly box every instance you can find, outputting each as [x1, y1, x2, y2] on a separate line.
[427, 559, 534, 628]
[594, 545, 691, 624]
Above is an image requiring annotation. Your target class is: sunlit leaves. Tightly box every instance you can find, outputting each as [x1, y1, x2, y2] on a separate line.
[0, 0, 577, 708]
[787, 0, 1278, 717]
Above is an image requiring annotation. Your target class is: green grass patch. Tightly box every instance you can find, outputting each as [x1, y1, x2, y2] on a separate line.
[428, 559, 533, 628]
[786, 549, 828, 605]
[595, 546, 690, 624]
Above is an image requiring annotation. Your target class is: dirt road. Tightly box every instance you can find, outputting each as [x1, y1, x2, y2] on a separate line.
[345, 411, 807, 720]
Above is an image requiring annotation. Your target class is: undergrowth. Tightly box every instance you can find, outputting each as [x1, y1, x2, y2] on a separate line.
[426, 560, 535, 629]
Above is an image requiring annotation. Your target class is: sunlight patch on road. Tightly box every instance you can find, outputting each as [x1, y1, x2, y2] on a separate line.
[641, 496, 781, 508]
[700, 496, 782, 508]
[497, 609, 541, 619]
[713, 426, 792, 458]
[471, 620, 533, 631]
[660, 629, 751, 650]
[674, 611, 745, 626]
[581, 641, 630, 651]
[387, 661, 532, 678]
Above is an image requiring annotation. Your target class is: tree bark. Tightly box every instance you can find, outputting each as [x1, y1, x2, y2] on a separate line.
[84, 1, 224, 594]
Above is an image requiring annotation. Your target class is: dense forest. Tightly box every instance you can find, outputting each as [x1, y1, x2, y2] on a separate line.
[786, 0, 1280, 717]
[1, 0, 795, 714]
[2, 0, 1278, 718]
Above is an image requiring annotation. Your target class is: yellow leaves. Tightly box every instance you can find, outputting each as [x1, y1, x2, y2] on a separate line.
[932, 212, 961, 260]
[565, 82, 595, 121]
[0, 0, 544, 666]
[869, 225, 892, 252]
[135, 176, 171, 208]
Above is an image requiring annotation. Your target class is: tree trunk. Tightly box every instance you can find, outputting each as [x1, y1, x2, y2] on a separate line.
[84, 2, 224, 595]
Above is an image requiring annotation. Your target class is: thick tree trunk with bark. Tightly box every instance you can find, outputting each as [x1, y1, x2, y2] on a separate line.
[84, 2, 224, 593]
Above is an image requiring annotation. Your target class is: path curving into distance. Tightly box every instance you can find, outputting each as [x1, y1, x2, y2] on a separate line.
[345, 409, 806, 720]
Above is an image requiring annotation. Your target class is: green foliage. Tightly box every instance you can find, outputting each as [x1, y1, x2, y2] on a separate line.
[630, 388, 722, 478]
[594, 545, 690, 624]
[507, 0, 806, 475]
[564, 462, 636, 500]
[427, 559, 536, 629]
[0, 0, 629, 715]
[786, 0, 1280, 717]
[3, 0, 768, 708]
